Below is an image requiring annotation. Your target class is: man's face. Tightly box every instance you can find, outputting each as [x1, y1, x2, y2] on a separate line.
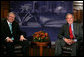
[7, 13, 15, 23]
[66, 14, 74, 24]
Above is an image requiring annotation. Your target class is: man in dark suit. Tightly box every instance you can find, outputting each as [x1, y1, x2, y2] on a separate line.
[1, 12, 29, 56]
[55, 13, 83, 56]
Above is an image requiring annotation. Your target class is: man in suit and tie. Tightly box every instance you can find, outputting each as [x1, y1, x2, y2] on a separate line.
[1, 12, 29, 56]
[55, 13, 83, 56]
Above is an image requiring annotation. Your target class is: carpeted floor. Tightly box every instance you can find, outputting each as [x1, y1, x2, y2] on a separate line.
[29, 46, 55, 56]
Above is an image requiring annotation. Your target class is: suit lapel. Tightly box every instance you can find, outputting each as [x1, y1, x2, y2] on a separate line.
[12, 21, 15, 33]
[67, 24, 70, 35]
[5, 20, 11, 34]
[73, 23, 76, 38]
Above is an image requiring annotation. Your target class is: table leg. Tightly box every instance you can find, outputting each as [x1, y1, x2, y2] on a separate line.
[31, 48, 33, 56]
[40, 46, 43, 56]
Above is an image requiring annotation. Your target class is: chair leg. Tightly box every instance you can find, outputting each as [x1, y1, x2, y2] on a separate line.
[49, 48, 51, 56]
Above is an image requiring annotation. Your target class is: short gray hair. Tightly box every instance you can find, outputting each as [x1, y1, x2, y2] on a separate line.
[66, 13, 74, 19]
[7, 12, 16, 17]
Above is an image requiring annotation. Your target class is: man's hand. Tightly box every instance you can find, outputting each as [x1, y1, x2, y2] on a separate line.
[6, 37, 13, 42]
[20, 35, 27, 41]
[70, 40, 76, 44]
[63, 38, 75, 45]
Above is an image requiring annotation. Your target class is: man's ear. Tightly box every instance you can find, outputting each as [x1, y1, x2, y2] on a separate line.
[7, 16, 8, 19]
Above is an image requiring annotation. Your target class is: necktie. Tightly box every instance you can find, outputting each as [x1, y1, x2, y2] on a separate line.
[9, 23, 14, 40]
[69, 25, 74, 39]
[9, 23, 12, 34]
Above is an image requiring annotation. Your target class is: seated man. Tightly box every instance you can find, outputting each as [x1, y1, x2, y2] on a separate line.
[1, 12, 29, 56]
[55, 13, 83, 56]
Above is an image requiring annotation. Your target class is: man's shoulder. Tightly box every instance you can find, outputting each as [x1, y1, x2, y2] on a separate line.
[1, 18, 7, 23]
[1, 18, 6, 21]
[13, 21, 18, 23]
[13, 21, 19, 25]
[73, 22, 81, 26]
[1, 18, 6, 20]
[62, 23, 68, 27]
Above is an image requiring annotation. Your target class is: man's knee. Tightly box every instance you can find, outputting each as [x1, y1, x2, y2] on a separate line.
[55, 39, 63, 44]
[5, 42, 14, 46]
[55, 39, 66, 47]
[21, 40, 29, 46]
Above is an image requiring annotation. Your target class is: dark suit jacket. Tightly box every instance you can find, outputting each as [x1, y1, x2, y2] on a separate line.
[1, 18, 25, 41]
[58, 23, 83, 43]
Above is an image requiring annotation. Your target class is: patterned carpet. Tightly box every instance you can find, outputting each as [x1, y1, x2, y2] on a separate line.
[29, 46, 55, 56]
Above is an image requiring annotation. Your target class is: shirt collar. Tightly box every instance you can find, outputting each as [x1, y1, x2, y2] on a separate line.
[69, 23, 73, 26]
[71, 23, 73, 26]
[69, 23, 73, 31]
[7, 20, 12, 25]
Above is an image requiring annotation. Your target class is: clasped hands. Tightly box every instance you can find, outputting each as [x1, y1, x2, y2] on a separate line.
[64, 38, 76, 45]
[6, 35, 27, 42]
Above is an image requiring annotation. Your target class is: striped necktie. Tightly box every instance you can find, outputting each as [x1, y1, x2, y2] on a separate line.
[9, 23, 12, 34]
[69, 24, 74, 39]
[9, 23, 14, 40]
